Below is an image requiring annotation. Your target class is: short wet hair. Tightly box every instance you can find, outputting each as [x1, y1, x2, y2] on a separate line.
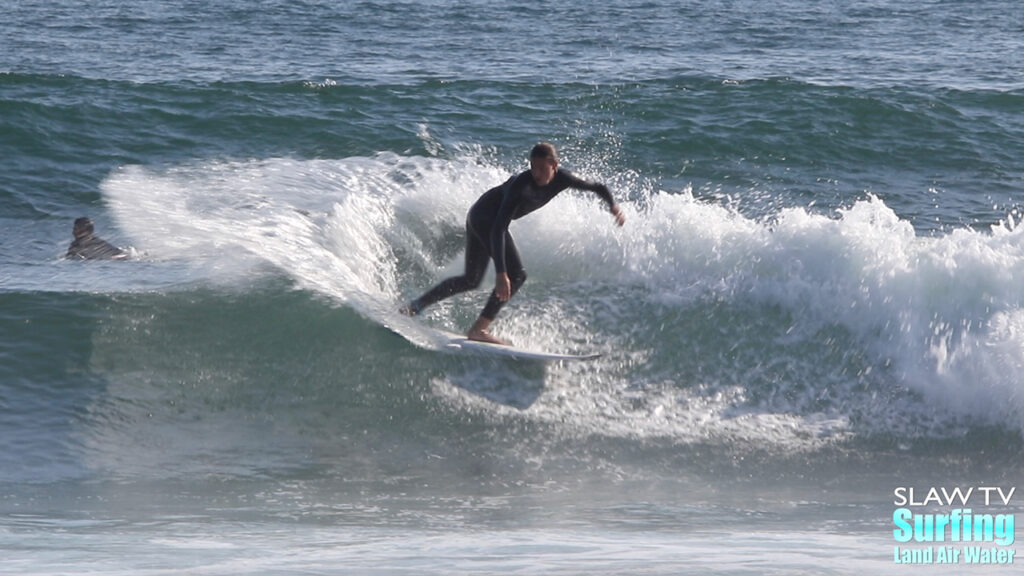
[530, 142, 558, 163]
[73, 217, 94, 235]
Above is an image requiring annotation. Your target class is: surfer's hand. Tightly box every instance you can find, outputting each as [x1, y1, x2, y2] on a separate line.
[611, 203, 626, 227]
[496, 273, 512, 302]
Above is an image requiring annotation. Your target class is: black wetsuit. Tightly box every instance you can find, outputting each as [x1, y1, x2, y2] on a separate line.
[66, 235, 127, 260]
[412, 168, 615, 319]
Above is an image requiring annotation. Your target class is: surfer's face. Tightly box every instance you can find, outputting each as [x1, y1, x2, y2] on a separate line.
[530, 157, 557, 186]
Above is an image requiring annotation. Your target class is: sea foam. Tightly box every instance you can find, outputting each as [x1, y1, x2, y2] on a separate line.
[103, 153, 1024, 440]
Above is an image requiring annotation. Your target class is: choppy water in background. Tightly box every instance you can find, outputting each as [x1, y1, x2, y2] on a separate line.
[2, 1, 1024, 573]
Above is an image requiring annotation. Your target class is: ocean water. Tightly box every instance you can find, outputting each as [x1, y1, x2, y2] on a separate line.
[3, 0, 1024, 574]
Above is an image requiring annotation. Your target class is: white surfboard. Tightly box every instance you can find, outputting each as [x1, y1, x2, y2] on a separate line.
[379, 308, 600, 361]
[438, 330, 602, 361]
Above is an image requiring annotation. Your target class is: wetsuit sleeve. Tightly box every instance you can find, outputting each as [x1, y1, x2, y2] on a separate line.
[560, 170, 616, 208]
[67, 237, 127, 260]
[490, 174, 526, 275]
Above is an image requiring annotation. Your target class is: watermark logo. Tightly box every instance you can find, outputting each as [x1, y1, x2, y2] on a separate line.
[893, 486, 1017, 566]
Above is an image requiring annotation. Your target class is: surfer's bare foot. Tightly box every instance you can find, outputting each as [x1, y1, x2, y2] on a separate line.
[467, 328, 508, 346]
[467, 316, 509, 346]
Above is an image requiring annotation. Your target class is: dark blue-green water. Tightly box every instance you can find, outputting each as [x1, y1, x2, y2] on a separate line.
[3, 1, 1024, 574]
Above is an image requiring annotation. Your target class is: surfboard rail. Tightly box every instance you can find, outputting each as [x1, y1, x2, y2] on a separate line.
[441, 331, 602, 361]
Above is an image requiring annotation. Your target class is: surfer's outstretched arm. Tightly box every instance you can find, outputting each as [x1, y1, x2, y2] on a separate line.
[610, 202, 626, 226]
[563, 175, 626, 228]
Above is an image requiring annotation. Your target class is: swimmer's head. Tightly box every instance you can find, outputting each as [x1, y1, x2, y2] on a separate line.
[73, 217, 94, 239]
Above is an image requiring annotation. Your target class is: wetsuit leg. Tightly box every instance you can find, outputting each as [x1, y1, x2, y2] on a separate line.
[480, 231, 527, 320]
[410, 220, 490, 313]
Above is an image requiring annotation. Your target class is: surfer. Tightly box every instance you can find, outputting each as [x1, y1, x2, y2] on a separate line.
[401, 142, 626, 345]
[65, 217, 128, 260]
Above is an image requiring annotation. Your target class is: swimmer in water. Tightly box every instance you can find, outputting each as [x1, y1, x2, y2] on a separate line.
[65, 217, 128, 260]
